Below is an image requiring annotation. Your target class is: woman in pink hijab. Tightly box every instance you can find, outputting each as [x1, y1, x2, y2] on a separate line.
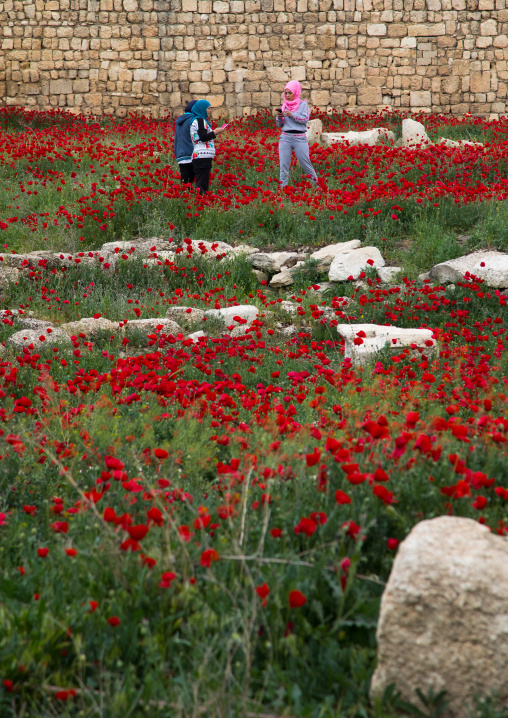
[276, 80, 318, 188]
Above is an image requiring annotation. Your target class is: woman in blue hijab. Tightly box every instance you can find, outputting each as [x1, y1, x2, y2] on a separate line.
[189, 100, 227, 194]
[174, 100, 198, 184]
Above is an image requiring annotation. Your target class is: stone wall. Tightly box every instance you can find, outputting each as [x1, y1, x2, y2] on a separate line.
[0, 0, 506, 118]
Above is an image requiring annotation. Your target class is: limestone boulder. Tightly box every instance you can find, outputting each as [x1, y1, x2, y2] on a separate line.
[371, 516, 508, 717]
[123, 318, 182, 336]
[100, 238, 166, 256]
[429, 251, 508, 288]
[329, 247, 385, 282]
[438, 137, 484, 149]
[165, 306, 205, 326]
[269, 269, 295, 288]
[249, 252, 300, 274]
[402, 118, 430, 147]
[60, 317, 117, 338]
[337, 323, 437, 365]
[0, 251, 53, 268]
[310, 240, 361, 272]
[8, 328, 71, 349]
[306, 118, 323, 144]
[321, 128, 395, 148]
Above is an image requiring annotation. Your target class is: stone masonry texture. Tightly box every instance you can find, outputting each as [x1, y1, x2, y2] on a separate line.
[0, 0, 506, 118]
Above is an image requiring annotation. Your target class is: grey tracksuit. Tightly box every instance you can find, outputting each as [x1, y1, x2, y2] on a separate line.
[276, 100, 318, 187]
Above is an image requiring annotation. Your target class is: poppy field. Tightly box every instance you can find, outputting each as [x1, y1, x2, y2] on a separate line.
[0, 107, 507, 718]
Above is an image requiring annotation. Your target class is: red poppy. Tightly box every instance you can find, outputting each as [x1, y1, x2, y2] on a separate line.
[107, 616, 120, 627]
[289, 590, 307, 608]
[200, 548, 220, 567]
[37, 547, 49, 558]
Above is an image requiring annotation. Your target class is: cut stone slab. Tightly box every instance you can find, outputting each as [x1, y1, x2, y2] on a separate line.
[306, 118, 323, 144]
[123, 318, 182, 336]
[0, 267, 20, 288]
[205, 305, 259, 324]
[8, 328, 71, 349]
[337, 323, 437, 365]
[378, 266, 402, 283]
[60, 317, 117, 338]
[402, 118, 430, 147]
[329, 246, 385, 282]
[429, 251, 508, 288]
[371, 516, 508, 717]
[249, 252, 300, 274]
[310, 240, 362, 272]
[165, 306, 205, 326]
[321, 128, 395, 147]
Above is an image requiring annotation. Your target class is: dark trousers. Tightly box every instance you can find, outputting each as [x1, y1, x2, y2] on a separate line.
[179, 162, 195, 185]
[192, 159, 212, 194]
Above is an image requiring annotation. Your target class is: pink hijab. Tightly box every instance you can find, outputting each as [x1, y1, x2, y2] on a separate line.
[281, 80, 302, 113]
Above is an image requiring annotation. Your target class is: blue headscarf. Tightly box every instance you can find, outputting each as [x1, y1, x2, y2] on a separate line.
[191, 100, 211, 120]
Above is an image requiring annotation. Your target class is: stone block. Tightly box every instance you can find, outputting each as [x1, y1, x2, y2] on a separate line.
[133, 68, 157, 81]
[410, 90, 431, 106]
[367, 23, 387, 35]
[408, 23, 446, 36]
[50, 79, 72, 94]
[358, 85, 382, 104]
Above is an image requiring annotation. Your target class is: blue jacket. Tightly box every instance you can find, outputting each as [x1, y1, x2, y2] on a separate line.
[174, 113, 195, 164]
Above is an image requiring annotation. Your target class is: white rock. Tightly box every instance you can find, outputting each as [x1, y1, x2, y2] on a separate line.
[418, 271, 431, 282]
[306, 118, 323, 144]
[204, 305, 259, 324]
[60, 317, 118, 338]
[377, 266, 402, 283]
[371, 516, 508, 717]
[187, 330, 207, 342]
[310, 240, 361, 272]
[329, 247, 385, 282]
[438, 137, 484, 149]
[101, 238, 165, 255]
[270, 269, 294, 288]
[8, 328, 71, 349]
[249, 252, 300, 274]
[429, 251, 508, 288]
[321, 128, 395, 147]
[337, 323, 437, 365]
[402, 118, 430, 147]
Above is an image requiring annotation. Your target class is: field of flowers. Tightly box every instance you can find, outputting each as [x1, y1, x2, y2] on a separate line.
[0, 107, 507, 718]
